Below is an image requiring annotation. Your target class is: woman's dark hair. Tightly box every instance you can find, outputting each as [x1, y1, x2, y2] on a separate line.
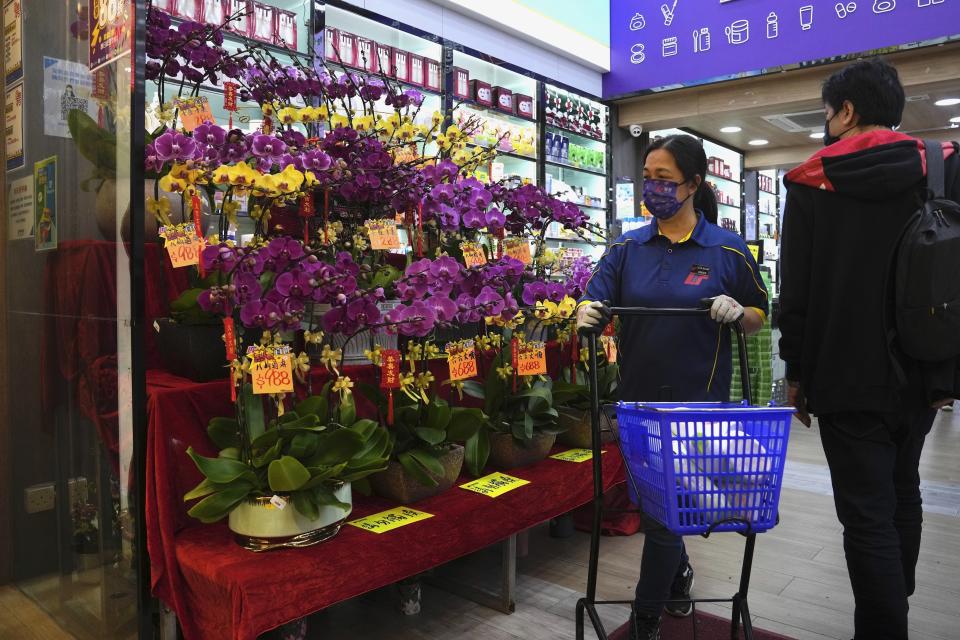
[645, 134, 717, 224]
[821, 58, 905, 128]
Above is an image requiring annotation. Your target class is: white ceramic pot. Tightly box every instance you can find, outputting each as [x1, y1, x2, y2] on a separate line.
[228, 483, 353, 552]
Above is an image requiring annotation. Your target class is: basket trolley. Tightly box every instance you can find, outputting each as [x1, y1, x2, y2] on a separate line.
[575, 306, 794, 640]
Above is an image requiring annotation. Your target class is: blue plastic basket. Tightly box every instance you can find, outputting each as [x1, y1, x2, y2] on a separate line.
[616, 402, 793, 536]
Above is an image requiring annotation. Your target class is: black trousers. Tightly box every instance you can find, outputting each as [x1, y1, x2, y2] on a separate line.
[818, 408, 936, 640]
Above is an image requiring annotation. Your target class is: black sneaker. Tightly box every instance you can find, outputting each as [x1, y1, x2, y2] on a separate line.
[664, 562, 694, 617]
[628, 614, 661, 640]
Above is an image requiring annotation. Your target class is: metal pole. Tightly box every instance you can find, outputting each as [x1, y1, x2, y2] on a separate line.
[585, 331, 603, 603]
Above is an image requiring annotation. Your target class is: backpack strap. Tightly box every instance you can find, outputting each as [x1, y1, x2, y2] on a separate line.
[924, 139, 946, 199]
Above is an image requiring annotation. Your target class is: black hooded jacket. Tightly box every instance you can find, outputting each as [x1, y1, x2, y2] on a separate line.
[780, 131, 960, 415]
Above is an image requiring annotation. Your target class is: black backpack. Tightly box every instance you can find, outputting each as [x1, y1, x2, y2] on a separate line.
[893, 139, 960, 362]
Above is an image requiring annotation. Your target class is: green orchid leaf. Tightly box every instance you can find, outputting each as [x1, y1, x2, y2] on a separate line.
[183, 478, 230, 502]
[426, 397, 451, 431]
[252, 439, 283, 468]
[302, 462, 349, 489]
[414, 427, 446, 446]
[313, 486, 352, 512]
[312, 428, 364, 466]
[461, 380, 486, 400]
[465, 429, 490, 477]
[292, 492, 319, 520]
[186, 485, 252, 524]
[207, 417, 241, 450]
[267, 456, 311, 492]
[408, 448, 445, 477]
[398, 451, 439, 488]
[349, 418, 379, 442]
[446, 408, 485, 442]
[218, 447, 240, 460]
[524, 413, 535, 440]
[250, 428, 280, 451]
[287, 432, 320, 459]
[187, 447, 256, 484]
[339, 392, 357, 427]
[242, 386, 266, 443]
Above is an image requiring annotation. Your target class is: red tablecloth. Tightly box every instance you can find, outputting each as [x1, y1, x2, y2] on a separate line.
[146, 365, 625, 640]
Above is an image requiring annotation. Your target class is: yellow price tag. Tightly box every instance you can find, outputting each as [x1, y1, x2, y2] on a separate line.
[160, 224, 204, 268]
[460, 241, 487, 268]
[516, 341, 547, 376]
[503, 237, 532, 265]
[175, 96, 215, 133]
[447, 340, 478, 381]
[460, 472, 530, 498]
[249, 346, 295, 395]
[367, 218, 401, 250]
[347, 507, 434, 533]
[550, 449, 607, 463]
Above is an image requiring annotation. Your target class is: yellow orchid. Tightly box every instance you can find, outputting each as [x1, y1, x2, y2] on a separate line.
[555, 296, 577, 319]
[317, 105, 330, 122]
[229, 359, 247, 386]
[158, 173, 191, 195]
[261, 103, 277, 117]
[278, 107, 299, 125]
[304, 330, 325, 346]
[221, 199, 241, 227]
[363, 344, 383, 366]
[376, 118, 396, 138]
[496, 364, 514, 380]
[303, 171, 320, 188]
[388, 113, 402, 127]
[319, 344, 342, 375]
[272, 165, 305, 193]
[332, 375, 354, 400]
[353, 232, 369, 251]
[154, 102, 176, 125]
[445, 125, 463, 141]
[396, 123, 417, 142]
[147, 197, 174, 227]
[330, 114, 349, 129]
[353, 115, 374, 132]
[431, 111, 443, 128]
[216, 162, 260, 190]
[540, 249, 557, 266]
[435, 133, 453, 152]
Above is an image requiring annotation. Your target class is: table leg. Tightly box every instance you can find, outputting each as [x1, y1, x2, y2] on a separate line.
[426, 534, 517, 614]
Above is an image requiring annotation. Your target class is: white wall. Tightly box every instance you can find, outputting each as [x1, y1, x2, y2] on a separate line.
[337, 0, 606, 96]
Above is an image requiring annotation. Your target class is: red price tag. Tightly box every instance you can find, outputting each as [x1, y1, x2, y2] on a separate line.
[367, 219, 401, 250]
[504, 238, 532, 265]
[517, 341, 547, 376]
[224, 318, 236, 361]
[447, 341, 479, 381]
[249, 347, 295, 395]
[460, 242, 487, 268]
[223, 82, 239, 112]
[160, 224, 204, 268]
[380, 349, 402, 389]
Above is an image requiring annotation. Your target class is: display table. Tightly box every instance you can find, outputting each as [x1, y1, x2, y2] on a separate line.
[146, 368, 624, 640]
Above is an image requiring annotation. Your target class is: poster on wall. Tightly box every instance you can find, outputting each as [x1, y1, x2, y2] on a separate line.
[89, 0, 131, 71]
[34, 156, 57, 252]
[5, 81, 24, 172]
[43, 57, 99, 139]
[615, 181, 635, 220]
[7, 174, 33, 239]
[3, 0, 23, 84]
[745, 203, 757, 242]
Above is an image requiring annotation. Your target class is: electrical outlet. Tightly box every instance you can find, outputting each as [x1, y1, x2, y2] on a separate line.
[67, 476, 89, 508]
[24, 483, 56, 514]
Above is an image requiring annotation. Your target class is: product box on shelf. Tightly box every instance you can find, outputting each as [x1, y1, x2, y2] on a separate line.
[407, 54, 425, 87]
[723, 163, 732, 180]
[224, 0, 252, 35]
[275, 9, 297, 49]
[393, 49, 411, 82]
[356, 37, 378, 73]
[201, 0, 226, 25]
[452, 67, 470, 100]
[560, 136, 570, 162]
[545, 132, 555, 161]
[493, 86, 513, 114]
[425, 59, 441, 92]
[471, 80, 493, 106]
[515, 94, 534, 120]
[375, 43, 394, 77]
[251, 2, 276, 43]
[323, 26, 339, 62]
[336, 30, 358, 67]
[172, 0, 203, 21]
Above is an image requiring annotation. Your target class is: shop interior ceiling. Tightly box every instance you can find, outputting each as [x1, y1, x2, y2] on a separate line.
[615, 43, 960, 170]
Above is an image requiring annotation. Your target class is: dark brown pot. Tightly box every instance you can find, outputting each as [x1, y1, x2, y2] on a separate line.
[557, 409, 616, 449]
[487, 432, 556, 470]
[155, 319, 228, 382]
[370, 445, 464, 504]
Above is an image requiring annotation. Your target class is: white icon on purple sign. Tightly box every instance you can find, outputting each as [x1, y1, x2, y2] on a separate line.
[662, 37, 679, 57]
[725, 19, 750, 45]
[917, 0, 942, 6]
[629, 13, 646, 31]
[835, 2, 857, 18]
[873, 0, 896, 13]
[630, 43, 646, 64]
[693, 27, 711, 53]
[661, 0, 678, 26]
[800, 5, 814, 30]
[766, 12, 779, 38]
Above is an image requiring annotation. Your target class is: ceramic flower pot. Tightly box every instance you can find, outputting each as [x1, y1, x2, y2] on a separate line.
[557, 408, 616, 449]
[370, 445, 464, 504]
[487, 432, 556, 470]
[228, 483, 353, 552]
[155, 319, 228, 382]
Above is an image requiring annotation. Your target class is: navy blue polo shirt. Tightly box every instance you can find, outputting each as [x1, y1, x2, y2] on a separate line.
[582, 214, 768, 403]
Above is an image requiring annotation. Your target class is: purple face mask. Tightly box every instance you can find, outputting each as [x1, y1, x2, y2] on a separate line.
[643, 178, 692, 220]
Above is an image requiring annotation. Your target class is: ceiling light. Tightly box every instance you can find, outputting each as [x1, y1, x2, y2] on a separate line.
[748, 139, 769, 146]
[720, 126, 742, 133]
[935, 98, 960, 107]
[951, 116, 960, 123]
[809, 131, 825, 139]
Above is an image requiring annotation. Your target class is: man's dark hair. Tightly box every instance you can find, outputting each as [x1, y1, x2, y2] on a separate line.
[821, 58, 905, 128]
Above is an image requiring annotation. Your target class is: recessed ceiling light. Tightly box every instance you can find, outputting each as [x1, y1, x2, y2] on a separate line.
[809, 131, 825, 139]
[951, 116, 960, 123]
[935, 98, 960, 107]
[748, 139, 769, 146]
[720, 126, 742, 133]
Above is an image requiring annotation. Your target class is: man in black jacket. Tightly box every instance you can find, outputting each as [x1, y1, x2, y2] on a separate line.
[779, 58, 960, 640]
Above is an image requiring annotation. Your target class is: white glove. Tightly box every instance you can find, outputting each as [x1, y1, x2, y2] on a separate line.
[709, 295, 744, 324]
[576, 301, 611, 334]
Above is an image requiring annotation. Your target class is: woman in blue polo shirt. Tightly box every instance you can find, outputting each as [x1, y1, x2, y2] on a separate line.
[576, 134, 768, 640]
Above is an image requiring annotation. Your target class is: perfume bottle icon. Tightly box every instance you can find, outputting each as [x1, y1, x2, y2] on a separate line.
[693, 27, 711, 53]
[766, 12, 779, 39]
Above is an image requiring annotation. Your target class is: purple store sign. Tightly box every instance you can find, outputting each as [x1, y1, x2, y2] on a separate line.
[605, 0, 960, 99]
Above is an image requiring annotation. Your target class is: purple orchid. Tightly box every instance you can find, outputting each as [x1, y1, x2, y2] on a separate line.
[456, 294, 483, 324]
[275, 269, 314, 300]
[347, 297, 381, 326]
[240, 299, 282, 330]
[501, 292, 520, 322]
[201, 244, 237, 272]
[484, 208, 506, 230]
[425, 296, 459, 324]
[392, 301, 437, 337]
[197, 288, 233, 315]
[302, 150, 332, 172]
[249, 134, 288, 165]
[153, 131, 198, 163]
[545, 282, 566, 303]
[522, 281, 549, 306]
[232, 272, 261, 305]
[462, 208, 486, 230]
[475, 287, 505, 316]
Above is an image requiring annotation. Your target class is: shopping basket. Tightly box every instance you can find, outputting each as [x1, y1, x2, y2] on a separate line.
[576, 304, 791, 640]
[617, 402, 792, 536]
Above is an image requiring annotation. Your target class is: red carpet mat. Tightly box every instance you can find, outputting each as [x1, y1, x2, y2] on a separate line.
[607, 609, 795, 640]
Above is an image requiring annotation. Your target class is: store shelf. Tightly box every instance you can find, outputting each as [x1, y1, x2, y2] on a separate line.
[707, 172, 742, 186]
[546, 122, 605, 144]
[545, 160, 606, 177]
[329, 67, 444, 98]
[455, 99, 537, 126]
[169, 16, 307, 58]
[466, 143, 536, 162]
[759, 188, 778, 197]
[718, 202, 742, 210]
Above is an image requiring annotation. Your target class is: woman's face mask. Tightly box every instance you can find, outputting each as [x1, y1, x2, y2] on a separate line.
[643, 178, 693, 220]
